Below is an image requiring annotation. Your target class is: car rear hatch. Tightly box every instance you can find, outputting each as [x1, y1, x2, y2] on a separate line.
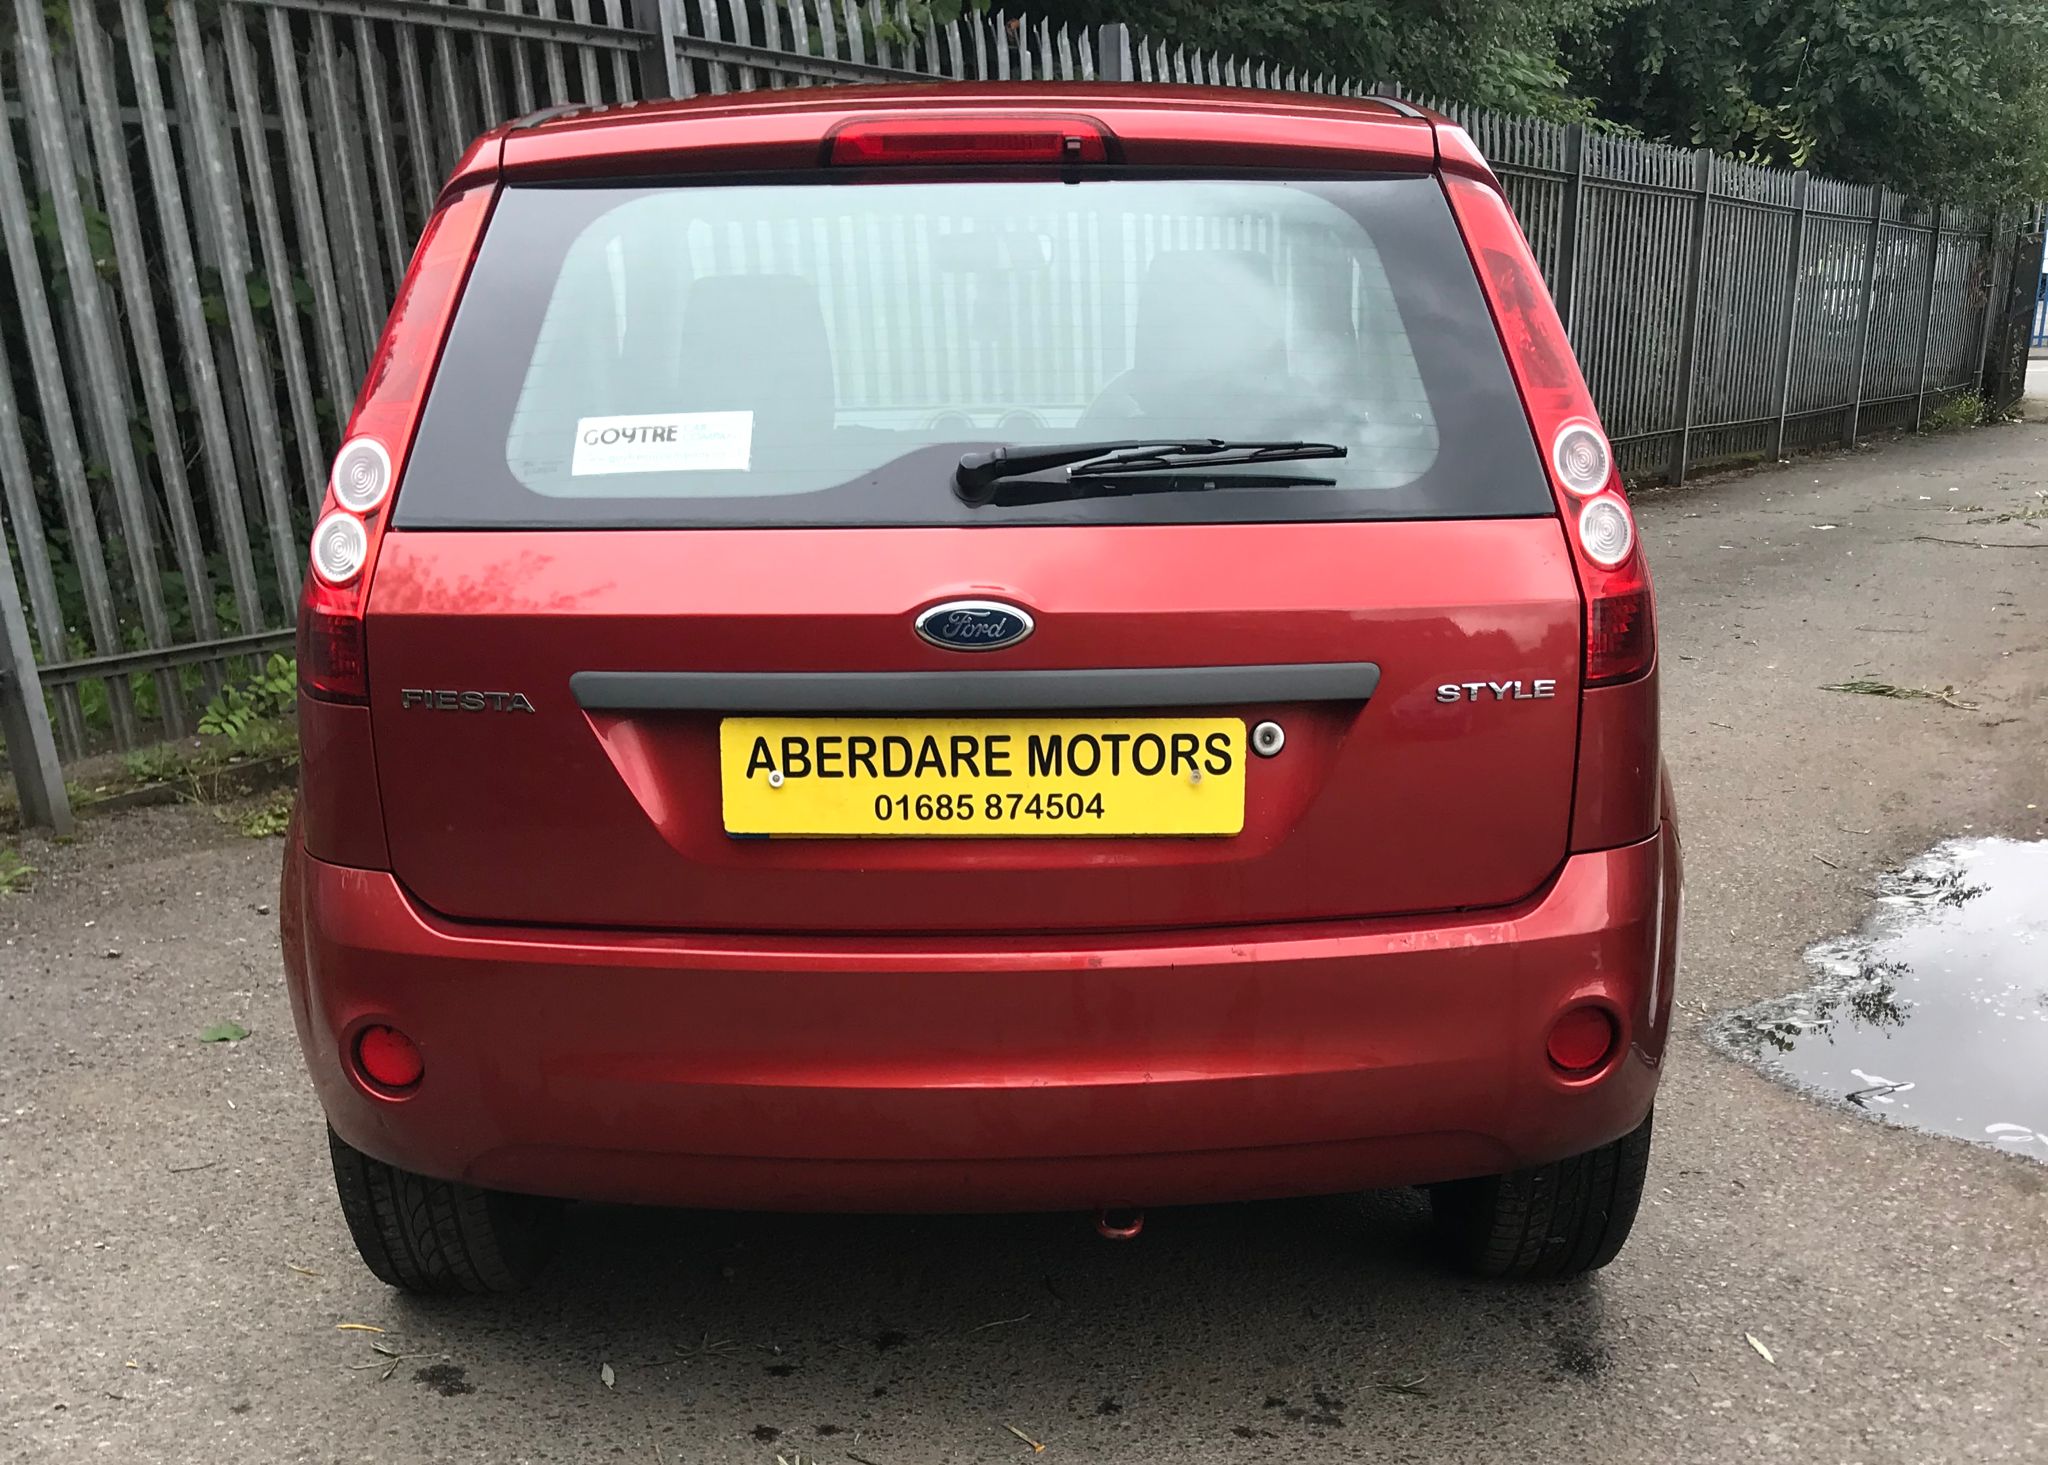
[364, 107, 1582, 935]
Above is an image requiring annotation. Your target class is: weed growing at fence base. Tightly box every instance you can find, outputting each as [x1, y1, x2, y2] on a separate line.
[57, 659, 304, 816]
[1923, 392, 1987, 432]
[228, 788, 294, 839]
[196, 655, 297, 755]
[0, 849, 32, 894]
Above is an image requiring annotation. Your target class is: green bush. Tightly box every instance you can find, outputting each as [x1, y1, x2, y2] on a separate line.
[197, 654, 297, 751]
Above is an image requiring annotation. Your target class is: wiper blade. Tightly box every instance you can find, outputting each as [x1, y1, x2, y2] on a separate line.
[1071, 440, 1347, 477]
[972, 469, 1338, 508]
[955, 439, 1346, 506]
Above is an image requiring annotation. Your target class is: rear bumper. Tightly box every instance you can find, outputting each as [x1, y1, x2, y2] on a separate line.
[283, 824, 1680, 1211]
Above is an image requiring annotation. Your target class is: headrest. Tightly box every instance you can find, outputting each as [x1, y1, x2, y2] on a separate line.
[1133, 251, 1287, 380]
[674, 274, 836, 453]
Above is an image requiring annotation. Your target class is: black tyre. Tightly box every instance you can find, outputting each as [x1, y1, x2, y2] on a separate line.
[1429, 1111, 1652, 1280]
[327, 1126, 564, 1294]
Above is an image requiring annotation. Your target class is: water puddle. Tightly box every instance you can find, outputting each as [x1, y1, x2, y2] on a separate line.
[1712, 838, 2048, 1161]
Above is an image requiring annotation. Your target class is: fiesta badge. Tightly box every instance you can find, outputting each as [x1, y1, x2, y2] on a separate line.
[914, 599, 1035, 652]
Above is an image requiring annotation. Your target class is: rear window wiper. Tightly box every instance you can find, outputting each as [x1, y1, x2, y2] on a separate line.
[954, 439, 1347, 507]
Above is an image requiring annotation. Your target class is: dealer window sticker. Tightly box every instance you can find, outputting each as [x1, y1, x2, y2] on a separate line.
[571, 411, 752, 476]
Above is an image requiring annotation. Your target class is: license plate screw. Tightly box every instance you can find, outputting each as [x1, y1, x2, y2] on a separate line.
[1189, 767, 1203, 784]
[767, 769, 784, 789]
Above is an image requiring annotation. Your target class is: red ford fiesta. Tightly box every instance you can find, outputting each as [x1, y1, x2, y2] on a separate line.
[281, 83, 1681, 1293]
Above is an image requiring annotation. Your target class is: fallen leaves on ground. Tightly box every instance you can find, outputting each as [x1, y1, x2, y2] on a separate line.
[1822, 679, 1978, 711]
[350, 1340, 433, 1381]
[1747, 1333, 1776, 1365]
[198, 1020, 250, 1043]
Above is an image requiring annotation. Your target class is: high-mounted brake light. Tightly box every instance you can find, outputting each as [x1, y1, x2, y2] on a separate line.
[1444, 173, 1653, 687]
[298, 183, 494, 704]
[826, 114, 1112, 166]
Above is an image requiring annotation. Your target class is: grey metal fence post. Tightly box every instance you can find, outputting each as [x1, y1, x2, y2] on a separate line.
[1770, 171, 1811, 461]
[1984, 216, 2047, 412]
[1973, 207, 2009, 397]
[1910, 206, 1944, 430]
[632, 0, 681, 99]
[1555, 123, 1587, 336]
[1096, 23, 1132, 82]
[0, 528, 73, 834]
[1846, 188, 1887, 445]
[1669, 148, 1714, 484]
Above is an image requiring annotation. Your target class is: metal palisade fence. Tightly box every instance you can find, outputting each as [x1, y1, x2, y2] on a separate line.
[1, 0, 2044, 829]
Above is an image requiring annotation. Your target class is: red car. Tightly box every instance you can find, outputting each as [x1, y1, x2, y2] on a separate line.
[282, 83, 1680, 1293]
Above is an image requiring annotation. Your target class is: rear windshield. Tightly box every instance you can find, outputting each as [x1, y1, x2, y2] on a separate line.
[399, 173, 1549, 528]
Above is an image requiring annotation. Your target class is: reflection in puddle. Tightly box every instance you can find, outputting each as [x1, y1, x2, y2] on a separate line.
[1713, 838, 2048, 1161]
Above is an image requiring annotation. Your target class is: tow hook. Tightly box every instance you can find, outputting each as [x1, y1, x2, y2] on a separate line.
[1094, 1207, 1144, 1241]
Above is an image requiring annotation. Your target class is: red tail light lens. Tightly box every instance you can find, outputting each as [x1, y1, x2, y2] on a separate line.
[297, 183, 494, 705]
[297, 582, 369, 702]
[827, 114, 1112, 166]
[1585, 559, 1654, 685]
[1443, 174, 1654, 687]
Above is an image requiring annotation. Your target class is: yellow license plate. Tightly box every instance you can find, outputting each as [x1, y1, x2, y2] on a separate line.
[720, 717, 1246, 837]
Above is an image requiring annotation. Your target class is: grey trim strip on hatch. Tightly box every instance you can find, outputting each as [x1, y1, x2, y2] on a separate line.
[571, 662, 1381, 713]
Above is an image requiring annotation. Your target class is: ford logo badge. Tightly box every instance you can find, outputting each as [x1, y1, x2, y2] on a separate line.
[915, 599, 1035, 652]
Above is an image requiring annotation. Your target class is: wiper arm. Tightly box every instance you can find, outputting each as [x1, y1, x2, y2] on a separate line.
[955, 439, 1225, 504]
[954, 439, 1347, 506]
[973, 469, 1340, 508]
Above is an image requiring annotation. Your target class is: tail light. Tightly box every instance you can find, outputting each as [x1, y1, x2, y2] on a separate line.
[297, 180, 495, 703]
[1442, 173, 1654, 687]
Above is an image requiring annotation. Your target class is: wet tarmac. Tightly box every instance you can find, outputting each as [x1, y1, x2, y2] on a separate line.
[1714, 838, 2048, 1161]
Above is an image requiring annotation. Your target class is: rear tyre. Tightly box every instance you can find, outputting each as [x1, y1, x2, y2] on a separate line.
[1429, 1111, 1652, 1280]
[327, 1126, 564, 1294]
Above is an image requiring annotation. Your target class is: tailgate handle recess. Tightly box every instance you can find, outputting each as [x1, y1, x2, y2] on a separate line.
[571, 663, 1380, 713]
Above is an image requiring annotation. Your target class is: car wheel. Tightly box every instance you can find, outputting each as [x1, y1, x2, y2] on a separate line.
[1429, 1110, 1652, 1280]
[327, 1126, 563, 1294]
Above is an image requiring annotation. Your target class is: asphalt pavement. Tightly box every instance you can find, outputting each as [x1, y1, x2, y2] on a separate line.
[4, 415, 2046, 1464]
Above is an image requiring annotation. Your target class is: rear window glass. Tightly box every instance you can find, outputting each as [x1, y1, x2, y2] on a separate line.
[398, 173, 1549, 528]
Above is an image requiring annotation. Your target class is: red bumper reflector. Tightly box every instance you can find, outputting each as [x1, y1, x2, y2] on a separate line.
[828, 115, 1111, 166]
[1546, 1006, 1617, 1074]
[355, 1025, 424, 1091]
